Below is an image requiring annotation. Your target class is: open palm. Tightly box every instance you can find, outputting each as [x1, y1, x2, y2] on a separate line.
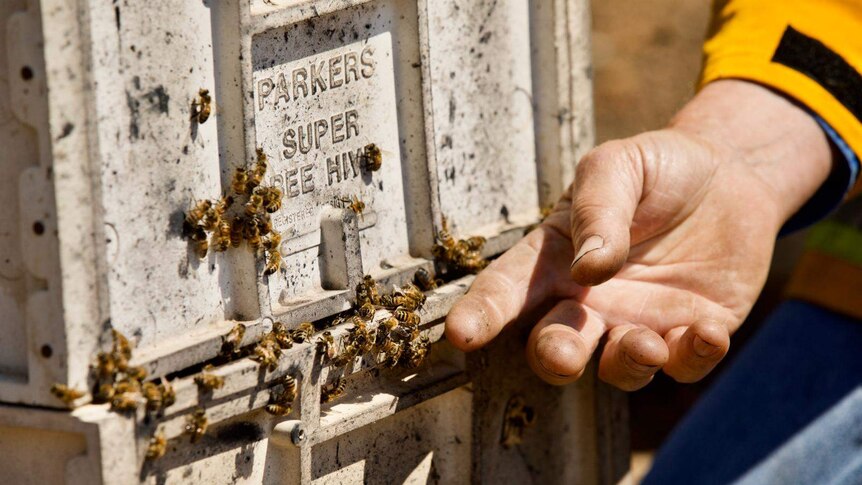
[445, 81, 832, 390]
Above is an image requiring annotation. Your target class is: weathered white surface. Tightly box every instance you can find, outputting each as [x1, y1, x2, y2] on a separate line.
[0, 0, 626, 483]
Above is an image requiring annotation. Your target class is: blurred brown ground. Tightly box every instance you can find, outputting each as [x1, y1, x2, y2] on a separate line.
[590, 0, 808, 467]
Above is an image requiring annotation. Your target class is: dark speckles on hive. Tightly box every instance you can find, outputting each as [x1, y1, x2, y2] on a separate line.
[145, 86, 170, 115]
[441, 135, 453, 150]
[445, 167, 455, 181]
[57, 123, 74, 140]
[168, 207, 186, 238]
[479, 31, 492, 44]
[126, 91, 140, 140]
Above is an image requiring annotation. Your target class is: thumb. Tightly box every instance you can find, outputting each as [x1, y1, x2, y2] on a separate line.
[570, 139, 644, 286]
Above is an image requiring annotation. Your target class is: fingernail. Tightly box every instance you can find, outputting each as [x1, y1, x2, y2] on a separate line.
[693, 335, 720, 357]
[571, 235, 604, 268]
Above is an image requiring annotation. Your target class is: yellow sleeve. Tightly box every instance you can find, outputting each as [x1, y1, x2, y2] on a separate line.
[700, 0, 862, 197]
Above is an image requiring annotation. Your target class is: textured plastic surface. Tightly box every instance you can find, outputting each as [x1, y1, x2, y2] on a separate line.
[0, 0, 625, 483]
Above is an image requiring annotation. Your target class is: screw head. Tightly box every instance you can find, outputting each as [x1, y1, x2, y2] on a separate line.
[291, 425, 306, 445]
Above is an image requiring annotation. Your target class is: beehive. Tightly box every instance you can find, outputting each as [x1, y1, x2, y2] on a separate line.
[0, 0, 626, 482]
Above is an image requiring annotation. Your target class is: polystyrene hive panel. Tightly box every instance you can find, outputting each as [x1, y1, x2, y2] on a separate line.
[0, 0, 624, 483]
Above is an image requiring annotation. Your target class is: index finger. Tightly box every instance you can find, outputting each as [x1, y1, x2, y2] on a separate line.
[444, 225, 574, 351]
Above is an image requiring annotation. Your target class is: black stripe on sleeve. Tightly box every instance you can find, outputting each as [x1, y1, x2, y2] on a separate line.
[772, 26, 862, 123]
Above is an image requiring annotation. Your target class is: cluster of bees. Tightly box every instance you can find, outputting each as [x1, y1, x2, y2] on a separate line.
[183, 148, 284, 275]
[432, 217, 488, 276]
[217, 271, 434, 407]
[318, 274, 432, 403]
[52, 330, 175, 415]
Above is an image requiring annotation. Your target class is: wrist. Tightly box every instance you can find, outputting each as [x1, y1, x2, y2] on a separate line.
[669, 80, 833, 225]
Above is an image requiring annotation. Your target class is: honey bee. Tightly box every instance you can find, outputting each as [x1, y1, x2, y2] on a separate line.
[265, 375, 298, 416]
[260, 186, 283, 213]
[265, 401, 292, 416]
[271, 321, 293, 349]
[232, 167, 251, 196]
[280, 374, 298, 402]
[255, 214, 273, 236]
[316, 331, 336, 360]
[184, 200, 213, 233]
[248, 153, 268, 189]
[391, 324, 419, 343]
[245, 194, 264, 217]
[413, 267, 440, 291]
[357, 302, 375, 320]
[263, 232, 281, 252]
[214, 195, 233, 216]
[185, 408, 208, 443]
[146, 430, 167, 460]
[95, 351, 117, 380]
[194, 364, 225, 391]
[362, 143, 383, 171]
[400, 335, 431, 369]
[113, 329, 132, 361]
[456, 253, 489, 273]
[124, 365, 148, 383]
[194, 239, 209, 258]
[291, 322, 314, 343]
[142, 378, 175, 413]
[160, 378, 176, 408]
[111, 390, 140, 412]
[355, 274, 380, 306]
[346, 316, 374, 353]
[381, 293, 420, 311]
[50, 384, 85, 404]
[379, 339, 403, 367]
[245, 227, 262, 253]
[251, 338, 281, 371]
[114, 377, 141, 394]
[191, 88, 212, 124]
[143, 382, 164, 412]
[212, 218, 231, 252]
[221, 323, 246, 355]
[332, 342, 358, 368]
[464, 236, 486, 251]
[229, 217, 244, 248]
[393, 308, 421, 326]
[399, 283, 426, 307]
[375, 317, 399, 346]
[346, 195, 365, 219]
[264, 249, 283, 276]
[321, 377, 346, 404]
[94, 383, 115, 403]
[434, 216, 456, 251]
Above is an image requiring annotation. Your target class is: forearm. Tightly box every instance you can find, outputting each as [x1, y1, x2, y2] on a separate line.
[670, 80, 833, 225]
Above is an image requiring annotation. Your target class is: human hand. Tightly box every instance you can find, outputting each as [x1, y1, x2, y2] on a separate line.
[445, 80, 834, 390]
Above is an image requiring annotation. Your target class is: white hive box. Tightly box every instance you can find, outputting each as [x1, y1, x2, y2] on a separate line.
[0, 0, 626, 483]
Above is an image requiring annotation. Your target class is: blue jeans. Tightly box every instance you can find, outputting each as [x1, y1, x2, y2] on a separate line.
[642, 300, 862, 485]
